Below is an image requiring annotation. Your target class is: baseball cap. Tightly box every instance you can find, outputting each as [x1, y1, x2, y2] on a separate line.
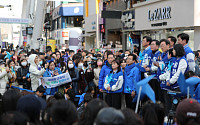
[176, 99, 200, 120]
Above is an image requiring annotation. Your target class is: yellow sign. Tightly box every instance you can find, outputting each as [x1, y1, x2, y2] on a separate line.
[47, 39, 56, 52]
[96, 0, 100, 14]
[86, 0, 88, 17]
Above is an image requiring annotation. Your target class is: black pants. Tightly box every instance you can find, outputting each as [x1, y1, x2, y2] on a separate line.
[162, 90, 172, 116]
[125, 93, 136, 110]
[106, 93, 121, 109]
[149, 79, 161, 101]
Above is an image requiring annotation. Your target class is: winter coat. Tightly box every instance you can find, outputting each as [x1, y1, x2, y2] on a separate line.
[123, 63, 140, 94]
[29, 54, 45, 91]
[0, 69, 12, 95]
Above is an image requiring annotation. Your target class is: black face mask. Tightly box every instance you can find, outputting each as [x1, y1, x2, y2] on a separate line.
[83, 61, 88, 67]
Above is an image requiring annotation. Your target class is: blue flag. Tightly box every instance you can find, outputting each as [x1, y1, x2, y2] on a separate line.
[139, 51, 143, 61]
[133, 75, 156, 103]
[178, 72, 187, 95]
[4, 51, 13, 60]
[186, 77, 200, 97]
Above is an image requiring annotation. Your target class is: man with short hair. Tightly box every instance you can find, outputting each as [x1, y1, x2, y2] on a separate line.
[140, 36, 152, 79]
[69, 50, 75, 60]
[144, 40, 161, 101]
[123, 54, 140, 109]
[168, 36, 177, 48]
[99, 53, 114, 98]
[177, 33, 195, 72]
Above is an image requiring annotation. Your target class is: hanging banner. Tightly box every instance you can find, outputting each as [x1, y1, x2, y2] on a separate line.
[39, 73, 72, 88]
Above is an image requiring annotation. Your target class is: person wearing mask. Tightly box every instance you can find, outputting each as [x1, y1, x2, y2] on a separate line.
[0, 60, 11, 95]
[123, 54, 140, 109]
[177, 33, 195, 72]
[78, 61, 94, 94]
[17, 58, 31, 89]
[168, 36, 177, 49]
[99, 53, 114, 99]
[29, 54, 48, 91]
[43, 61, 62, 95]
[66, 59, 79, 94]
[104, 59, 123, 109]
[144, 40, 161, 101]
[46, 49, 52, 58]
[77, 60, 84, 71]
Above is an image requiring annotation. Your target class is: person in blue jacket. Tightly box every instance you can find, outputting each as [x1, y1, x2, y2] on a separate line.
[43, 61, 62, 95]
[104, 59, 123, 109]
[98, 52, 114, 99]
[166, 44, 189, 90]
[140, 36, 152, 78]
[184, 71, 200, 103]
[144, 39, 161, 101]
[123, 54, 140, 109]
[177, 33, 195, 72]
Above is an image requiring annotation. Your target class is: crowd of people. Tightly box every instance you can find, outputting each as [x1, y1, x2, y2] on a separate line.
[0, 32, 200, 125]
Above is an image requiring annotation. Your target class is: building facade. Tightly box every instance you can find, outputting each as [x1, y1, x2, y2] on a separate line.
[134, 0, 200, 51]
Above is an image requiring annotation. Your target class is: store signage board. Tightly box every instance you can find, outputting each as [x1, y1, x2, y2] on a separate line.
[121, 10, 135, 30]
[148, 6, 171, 22]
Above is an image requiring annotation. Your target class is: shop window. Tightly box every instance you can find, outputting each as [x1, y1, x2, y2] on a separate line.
[74, 17, 83, 27]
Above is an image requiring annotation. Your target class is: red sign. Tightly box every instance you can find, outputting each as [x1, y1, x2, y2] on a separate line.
[62, 32, 69, 37]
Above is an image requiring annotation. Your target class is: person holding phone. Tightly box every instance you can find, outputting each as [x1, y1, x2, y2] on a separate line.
[43, 61, 62, 95]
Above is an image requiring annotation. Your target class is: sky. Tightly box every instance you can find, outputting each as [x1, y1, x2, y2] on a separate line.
[0, 0, 23, 18]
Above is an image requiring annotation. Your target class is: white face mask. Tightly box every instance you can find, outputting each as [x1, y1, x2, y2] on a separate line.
[68, 64, 74, 69]
[78, 63, 83, 68]
[21, 62, 27, 66]
[125, 54, 128, 57]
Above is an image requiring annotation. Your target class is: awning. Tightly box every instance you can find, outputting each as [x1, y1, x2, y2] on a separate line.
[59, 6, 83, 16]
[81, 33, 95, 37]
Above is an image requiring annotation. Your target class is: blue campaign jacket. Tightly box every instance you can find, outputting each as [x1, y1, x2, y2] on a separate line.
[43, 67, 62, 95]
[148, 50, 161, 76]
[194, 83, 200, 103]
[159, 57, 176, 90]
[184, 44, 194, 57]
[104, 71, 123, 93]
[161, 51, 169, 63]
[141, 46, 152, 72]
[99, 62, 112, 90]
[170, 56, 189, 89]
[123, 63, 141, 94]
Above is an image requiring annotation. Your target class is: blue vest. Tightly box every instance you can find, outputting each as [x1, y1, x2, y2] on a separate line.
[106, 71, 123, 93]
[159, 57, 176, 90]
[141, 46, 152, 72]
[184, 44, 194, 57]
[149, 50, 161, 76]
[161, 51, 169, 63]
[170, 56, 188, 89]
[123, 63, 141, 93]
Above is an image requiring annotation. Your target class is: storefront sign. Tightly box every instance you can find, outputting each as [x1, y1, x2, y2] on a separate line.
[121, 10, 135, 30]
[62, 31, 69, 37]
[148, 6, 171, 21]
[39, 73, 72, 88]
